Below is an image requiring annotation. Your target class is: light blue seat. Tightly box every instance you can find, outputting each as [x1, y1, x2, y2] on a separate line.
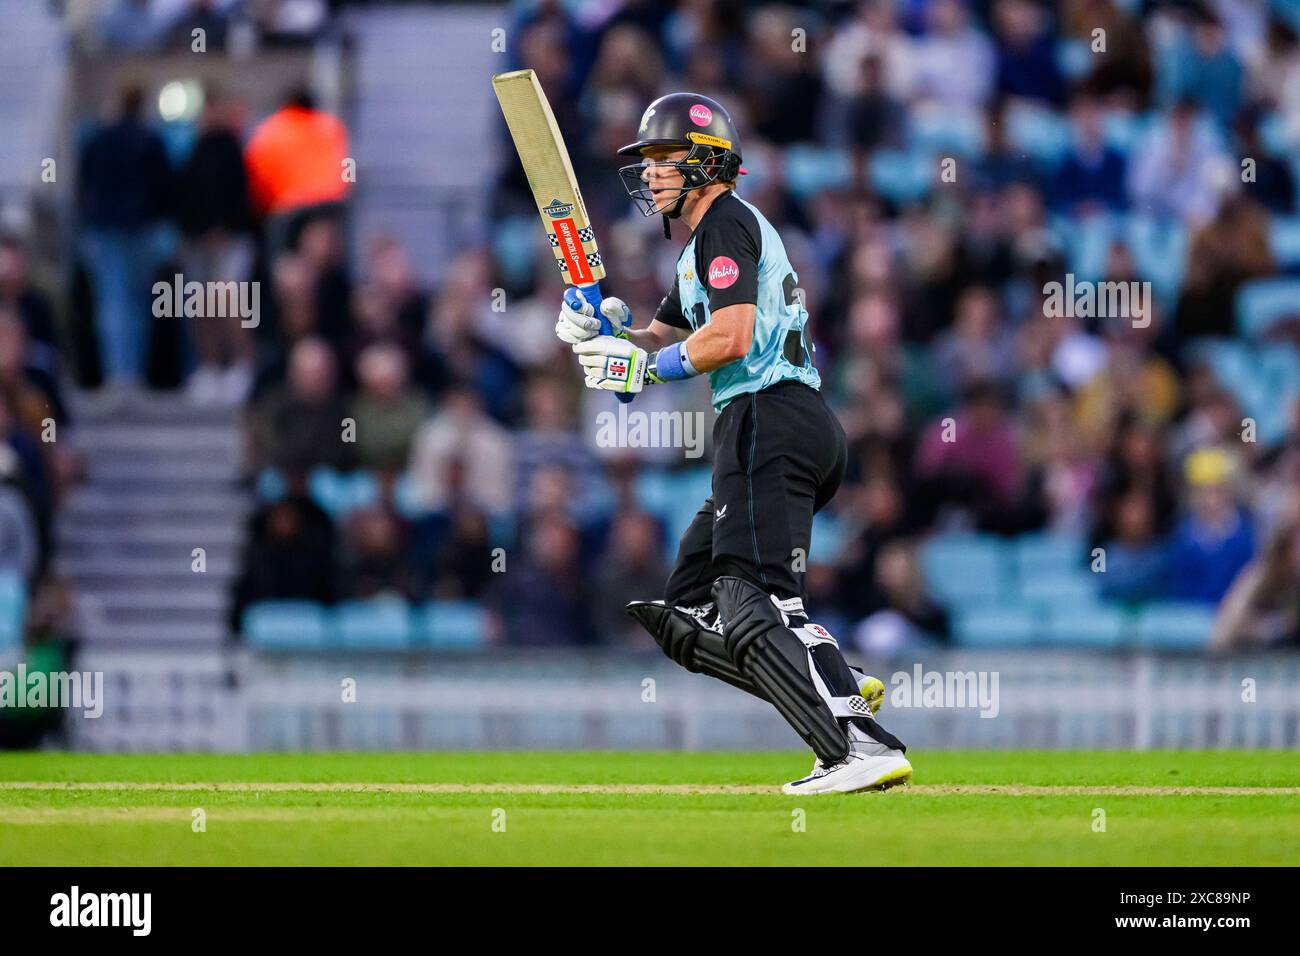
[494, 216, 541, 288]
[1269, 217, 1300, 270]
[1190, 337, 1251, 386]
[784, 145, 851, 198]
[920, 534, 1011, 605]
[1259, 109, 1294, 157]
[393, 472, 426, 519]
[1102, 111, 1147, 155]
[1043, 603, 1128, 649]
[1258, 344, 1300, 397]
[0, 572, 25, 648]
[244, 601, 329, 650]
[308, 467, 352, 518]
[347, 471, 380, 512]
[1014, 532, 1086, 578]
[907, 106, 985, 157]
[334, 598, 412, 650]
[869, 149, 933, 205]
[811, 511, 848, 564]
[1005, 102, 1071, 166]
[634, 468, 676, 529]
[952, 604, 1041, 648]
[1020, 570, 1100, 609]
[419, 601, 488, 650]
[1134, 601, 1215, 651]
[1126, 214, 1188, 300]
[1056, 38, 1093, 81]
[666, 467, 713, 538]
[1057, 212, 1117, 283]
[1235, 278, 1300, 339]
[257, 468, 287, 501]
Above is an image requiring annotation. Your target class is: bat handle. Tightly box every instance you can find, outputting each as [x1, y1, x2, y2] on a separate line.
[566, 284, 634, 404]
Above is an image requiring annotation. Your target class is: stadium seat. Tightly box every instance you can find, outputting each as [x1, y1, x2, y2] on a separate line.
[1102, 110, 1146, 155]
[869, 149, 934, 205]
[952, 604, 1041, 647]
[1056, 212, 1117, 283]
[1013, 532, 1087, 579]
[0, 572, 25, 649]
[257, 468, 287, 501]
[1258, 342, 1300, 390]
[1259, 110, 1294, 158]
[668, 467, 713, 530]
[1133, 601, 1216, 651]
[1004, 101, 1071, 167]
[1019, 570, 1100, 608]
[1126, 214, 1188, 301]
[244, 601, 329, 651]
[308, 467, 353, 518]
[811, 511, 848, 564]
[1235, 278, 1300, 339]
[1268, 217, 1300, 270]
[418, 600, 488, 650]
[493, 216, 541, 288]
[907, 105, 985, 158]
[783, 145, 851, 199]
[335, 598, 413, 650]
[1055, 38, 1093, 81]
[1042, 603, 1129, 649]
[393, 472, 426, 518]
[920, 534, 1012, 605]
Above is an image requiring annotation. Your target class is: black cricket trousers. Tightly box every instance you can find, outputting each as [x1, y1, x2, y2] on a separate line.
[664, 380, 847, 609]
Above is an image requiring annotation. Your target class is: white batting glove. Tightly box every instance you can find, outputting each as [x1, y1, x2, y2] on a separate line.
[555, 292, 631, 345]
[573, 335, 656, 393]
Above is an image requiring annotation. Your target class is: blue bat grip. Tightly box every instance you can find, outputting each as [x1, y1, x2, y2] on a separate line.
[565, 284, 634, 404]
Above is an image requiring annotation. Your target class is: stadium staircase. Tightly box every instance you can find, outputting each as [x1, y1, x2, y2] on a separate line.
[59, 392, 249, 649]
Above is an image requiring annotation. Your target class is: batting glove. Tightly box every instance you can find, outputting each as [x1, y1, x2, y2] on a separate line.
[573, 335, 661, 393]
[555, 291, 631, 345]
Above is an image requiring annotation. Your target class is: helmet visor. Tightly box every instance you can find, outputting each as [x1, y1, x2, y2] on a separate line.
[618, 157, 690, 217]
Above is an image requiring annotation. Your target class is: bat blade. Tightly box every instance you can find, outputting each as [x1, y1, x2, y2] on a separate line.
[491, 69, 605, 290]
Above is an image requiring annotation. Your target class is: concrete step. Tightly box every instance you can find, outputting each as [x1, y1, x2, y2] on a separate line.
[73, 424, 242, 457]
[83, 585, 229, 610]
[57, 555, 240, 582]
[85, 459, 242, 484]
[59, 525, 243, 551]
[64, 488, 251, 518]
[75, 620, 229, 647]
[68, 391, 241, 426]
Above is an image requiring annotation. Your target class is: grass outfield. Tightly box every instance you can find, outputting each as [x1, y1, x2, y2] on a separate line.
[1, 751, 1298, 866]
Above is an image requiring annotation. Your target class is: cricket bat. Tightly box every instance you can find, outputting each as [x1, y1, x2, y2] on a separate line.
[491, 68, 633, 402]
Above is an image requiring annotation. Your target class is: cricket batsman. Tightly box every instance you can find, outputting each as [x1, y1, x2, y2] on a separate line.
[554, 93, 912, 793]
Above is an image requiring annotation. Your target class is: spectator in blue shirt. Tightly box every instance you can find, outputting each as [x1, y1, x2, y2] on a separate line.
[1166, 448, 1256, 604]
[1051, 92, 1128, 216]
[993, 0, 1066, 107]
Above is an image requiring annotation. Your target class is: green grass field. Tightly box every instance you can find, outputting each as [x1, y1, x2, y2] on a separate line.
[1, 751, 1297, 866]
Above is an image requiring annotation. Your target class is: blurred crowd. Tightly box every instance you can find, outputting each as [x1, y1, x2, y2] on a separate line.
[9, 0, 1300, 657]
[69, 0, 333, 52]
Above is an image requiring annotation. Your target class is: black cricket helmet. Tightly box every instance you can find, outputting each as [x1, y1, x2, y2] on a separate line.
[618, 92, 744, 220]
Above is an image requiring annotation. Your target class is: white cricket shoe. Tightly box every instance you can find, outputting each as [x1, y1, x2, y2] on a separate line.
[781, 751, 912, 795]
[784, 715, 911, 794]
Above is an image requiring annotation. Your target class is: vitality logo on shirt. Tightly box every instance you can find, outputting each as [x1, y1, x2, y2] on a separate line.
[707, 256, 739, 289]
